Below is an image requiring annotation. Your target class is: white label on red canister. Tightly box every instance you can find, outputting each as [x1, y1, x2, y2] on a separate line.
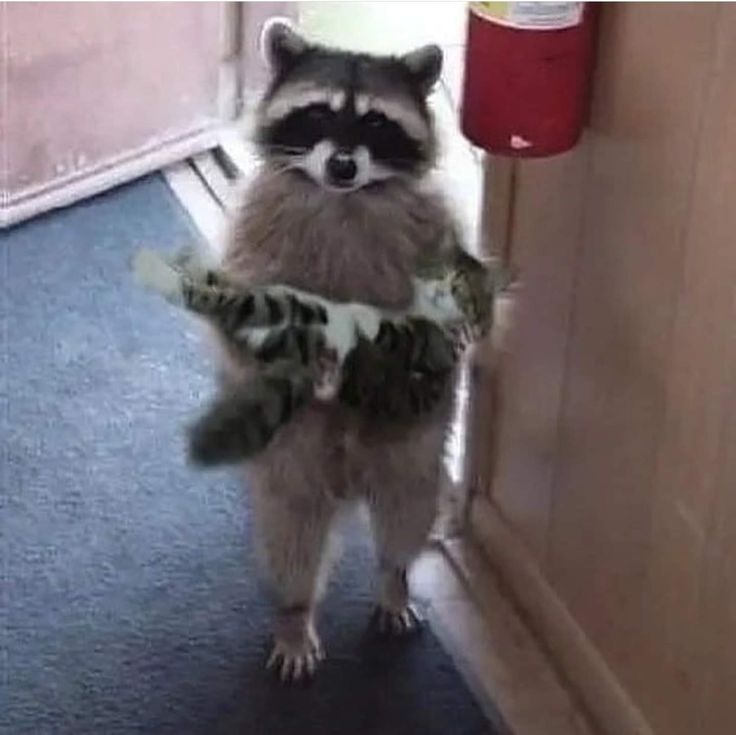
[470, 2, 584, 31]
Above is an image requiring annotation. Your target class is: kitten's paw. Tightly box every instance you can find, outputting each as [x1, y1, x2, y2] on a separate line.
[169, 245, 200, 269]
[371, 603, 424, 637]
[313, 351, 341, 402]
[169, 245, 215, 279]
[266, 628, 325, 683]
[132, 249, 182, 303]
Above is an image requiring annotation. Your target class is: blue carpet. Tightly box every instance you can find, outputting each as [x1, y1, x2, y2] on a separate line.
[1, 175, 504, 735]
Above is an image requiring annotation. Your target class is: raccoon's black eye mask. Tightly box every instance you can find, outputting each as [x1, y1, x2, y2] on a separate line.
[363, 110, 389, 128]
[262, 101, 425, 173]
[304, 104, 333, 123]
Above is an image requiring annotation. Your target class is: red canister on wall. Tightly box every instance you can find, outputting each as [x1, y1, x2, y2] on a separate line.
[461, 2, 598, 157]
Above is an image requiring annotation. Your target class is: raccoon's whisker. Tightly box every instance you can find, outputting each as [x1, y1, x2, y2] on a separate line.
[256, 160, 305, 188]
[265, 145, 311, 155]
[382, 158, 423, 167]
[269, 161, 303, 177]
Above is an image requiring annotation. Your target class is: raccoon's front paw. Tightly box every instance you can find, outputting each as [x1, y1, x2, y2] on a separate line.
[371, 603, 424, 637]
[449, 323, 476, 357]
[267, 617, 325, 682]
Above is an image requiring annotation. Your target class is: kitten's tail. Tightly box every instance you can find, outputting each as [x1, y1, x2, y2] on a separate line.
[188, 361, 314, 466]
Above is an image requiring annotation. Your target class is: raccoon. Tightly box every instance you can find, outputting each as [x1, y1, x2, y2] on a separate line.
[216, 19, 482, 681]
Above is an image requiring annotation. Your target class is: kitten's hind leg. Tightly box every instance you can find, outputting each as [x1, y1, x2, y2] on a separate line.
[188, 362, 314, 466]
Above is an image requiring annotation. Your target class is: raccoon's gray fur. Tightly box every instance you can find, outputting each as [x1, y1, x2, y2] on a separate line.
[219, 20, 468, 681]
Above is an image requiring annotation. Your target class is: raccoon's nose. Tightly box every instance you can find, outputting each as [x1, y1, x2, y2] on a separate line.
[326, 152, 358, 185]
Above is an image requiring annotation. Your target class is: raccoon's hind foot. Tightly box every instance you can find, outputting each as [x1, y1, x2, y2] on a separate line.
[371, 602, 424, 637]
[267, 606, 324, 683]
[371, 565, 424, 636]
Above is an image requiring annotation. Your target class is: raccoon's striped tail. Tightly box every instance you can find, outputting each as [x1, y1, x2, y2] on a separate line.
[188, 361, 315, 466]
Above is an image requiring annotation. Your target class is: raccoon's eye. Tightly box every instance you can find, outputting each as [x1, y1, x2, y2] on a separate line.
[362, 110, 388, 128]
[304, 104, 332, 122]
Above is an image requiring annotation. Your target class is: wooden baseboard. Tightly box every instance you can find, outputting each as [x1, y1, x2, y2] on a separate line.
[469, 498, 655, 735]
[163, 160, 227, 251]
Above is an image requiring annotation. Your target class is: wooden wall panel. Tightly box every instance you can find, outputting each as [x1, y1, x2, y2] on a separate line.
[638, 8, 736, 732]
[483, 4, 736, 733]
[546, 0, 718, 680]
[699, 386, 736, 733]
[490, 148, 590, 562]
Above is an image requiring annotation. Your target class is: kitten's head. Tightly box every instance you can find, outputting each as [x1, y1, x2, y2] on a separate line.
[254, 18, 442, 192]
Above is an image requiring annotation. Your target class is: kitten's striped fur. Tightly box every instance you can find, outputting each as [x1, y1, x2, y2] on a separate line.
[133, 243, 495, 463]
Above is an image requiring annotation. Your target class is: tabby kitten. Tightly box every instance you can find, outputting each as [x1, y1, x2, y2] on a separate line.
[133, 242, 496, 464]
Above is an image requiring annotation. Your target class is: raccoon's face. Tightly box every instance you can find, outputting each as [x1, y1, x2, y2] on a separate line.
[255, 20, 442, 193]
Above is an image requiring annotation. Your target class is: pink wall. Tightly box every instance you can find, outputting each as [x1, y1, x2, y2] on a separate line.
[3, 3, 222, 220]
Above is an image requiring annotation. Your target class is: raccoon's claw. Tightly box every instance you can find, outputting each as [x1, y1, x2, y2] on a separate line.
[450, 324, 475, 357]
[371, 603, 424, 637]
[266, 634, 325, 683]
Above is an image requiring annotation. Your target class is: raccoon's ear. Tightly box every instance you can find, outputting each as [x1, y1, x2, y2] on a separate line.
[401, 44, 443, 95]
[260, 17, 309, 72]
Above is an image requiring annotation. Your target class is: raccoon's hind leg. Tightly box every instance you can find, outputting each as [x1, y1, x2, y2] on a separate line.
[366, 475, 440, 636]
[252, 489, 336, 681]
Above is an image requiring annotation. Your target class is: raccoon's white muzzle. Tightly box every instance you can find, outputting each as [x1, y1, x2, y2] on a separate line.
[296, 141, 394, 193]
